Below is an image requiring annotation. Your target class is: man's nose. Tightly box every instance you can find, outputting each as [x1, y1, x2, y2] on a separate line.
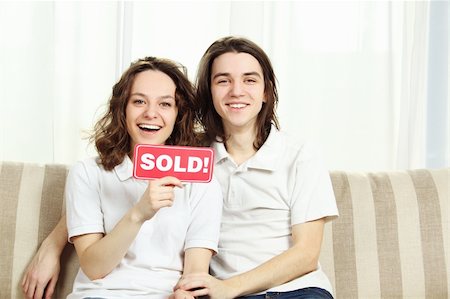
[230, 81, 244, 97]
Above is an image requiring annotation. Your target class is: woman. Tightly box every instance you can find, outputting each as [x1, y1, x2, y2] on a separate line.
[65, 57, 222, 299]
[176, 36, 339, 299]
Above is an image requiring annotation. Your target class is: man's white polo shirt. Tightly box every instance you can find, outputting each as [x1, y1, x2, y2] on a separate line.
[210, 126, 338, 294]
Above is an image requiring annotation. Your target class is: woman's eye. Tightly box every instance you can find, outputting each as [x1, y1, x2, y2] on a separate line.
[160, 102, 173, 108]
[133, 99, 145, 104]
[245, 78, 257, 83]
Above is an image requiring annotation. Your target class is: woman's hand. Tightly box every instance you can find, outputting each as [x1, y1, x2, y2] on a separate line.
[22, 244, 60, 299]
[168, 288, 196, 299]
[22, 215, 68, 299]
[134, 176, 183, 221]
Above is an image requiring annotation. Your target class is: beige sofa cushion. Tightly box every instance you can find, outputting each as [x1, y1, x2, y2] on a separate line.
[321, 169, 449, 298]
[0, 162, 77, 298]
[0, 161, 448, 298]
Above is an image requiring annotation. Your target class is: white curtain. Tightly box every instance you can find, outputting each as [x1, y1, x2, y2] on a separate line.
[0, 1, 447, 171]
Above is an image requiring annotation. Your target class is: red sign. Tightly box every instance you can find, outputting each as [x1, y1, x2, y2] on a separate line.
[133, 144, 214, 182]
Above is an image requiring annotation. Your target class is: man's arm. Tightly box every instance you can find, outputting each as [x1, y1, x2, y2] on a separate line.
[223, 218, 325, 297]
[176, 218, 326, 299]
[22, 214, 68, 299]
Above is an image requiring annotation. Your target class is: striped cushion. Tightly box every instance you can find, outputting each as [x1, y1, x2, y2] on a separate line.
[0, 162, 78, 299]
[0, 161, 448, 298]
[321, 169, 449, 298]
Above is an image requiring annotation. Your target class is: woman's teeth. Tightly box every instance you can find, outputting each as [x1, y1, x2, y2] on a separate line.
[138, 124, 161, 131]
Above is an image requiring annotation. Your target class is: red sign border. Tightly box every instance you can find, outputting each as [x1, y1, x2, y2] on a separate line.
[132, 144, 215, 183]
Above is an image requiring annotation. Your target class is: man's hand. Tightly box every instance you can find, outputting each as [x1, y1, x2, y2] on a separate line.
[175, 273, 236, 299]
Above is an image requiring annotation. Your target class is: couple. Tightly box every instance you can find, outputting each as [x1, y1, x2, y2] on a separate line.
[22, 36, 338, 299]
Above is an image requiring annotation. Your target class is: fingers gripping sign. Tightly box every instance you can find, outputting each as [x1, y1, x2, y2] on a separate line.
[135, 176, 183, 221]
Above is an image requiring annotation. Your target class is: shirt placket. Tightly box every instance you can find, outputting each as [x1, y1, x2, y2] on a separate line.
[226, 162, 245, 208]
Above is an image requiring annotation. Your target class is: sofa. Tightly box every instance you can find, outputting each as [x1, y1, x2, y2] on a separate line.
[0, 161, 448, 298]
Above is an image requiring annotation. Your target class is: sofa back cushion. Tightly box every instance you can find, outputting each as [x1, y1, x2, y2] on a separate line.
[0, 161, 77, 299]
[320, 169, 449, 298]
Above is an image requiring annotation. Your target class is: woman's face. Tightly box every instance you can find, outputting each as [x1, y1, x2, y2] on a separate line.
[210, 52, 265, 133]
[126, 70, 178, 152]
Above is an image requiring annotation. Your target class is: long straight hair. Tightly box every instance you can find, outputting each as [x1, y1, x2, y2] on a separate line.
[196, 36, 280, 149]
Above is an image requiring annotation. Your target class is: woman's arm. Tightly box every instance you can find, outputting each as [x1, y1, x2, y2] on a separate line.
[170, 247, 214, 299]
[183, 247, 213, 274]
[72, 207, 145, 279]
[72, 176, 183, 280]
[22, 214, 68, 299]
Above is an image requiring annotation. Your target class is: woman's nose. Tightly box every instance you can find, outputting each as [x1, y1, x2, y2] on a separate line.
[143, 104, 158, 118]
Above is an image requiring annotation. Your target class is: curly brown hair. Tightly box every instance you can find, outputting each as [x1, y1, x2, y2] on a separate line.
[196, 36, 280, 149]
[91, 57, 200, 171]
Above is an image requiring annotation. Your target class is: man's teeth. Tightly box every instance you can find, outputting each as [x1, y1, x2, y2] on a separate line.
[229, 103, 246, 108]
[139, 124, 161, 131]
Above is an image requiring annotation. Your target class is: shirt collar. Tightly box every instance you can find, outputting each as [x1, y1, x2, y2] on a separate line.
[212, 124, 282, 171]
[114, 155, 134, 181]
[212, 138, 229, 165]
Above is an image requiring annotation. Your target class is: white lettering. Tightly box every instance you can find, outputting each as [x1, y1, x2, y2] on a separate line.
[156, 155, 172, 171]
[173, 156, 186, 172]
[187, 157, 203, 173]
[140, 153, 155, 170]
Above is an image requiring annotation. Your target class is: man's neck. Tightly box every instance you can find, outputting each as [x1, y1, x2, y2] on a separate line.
[225, 127, 257, 166]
